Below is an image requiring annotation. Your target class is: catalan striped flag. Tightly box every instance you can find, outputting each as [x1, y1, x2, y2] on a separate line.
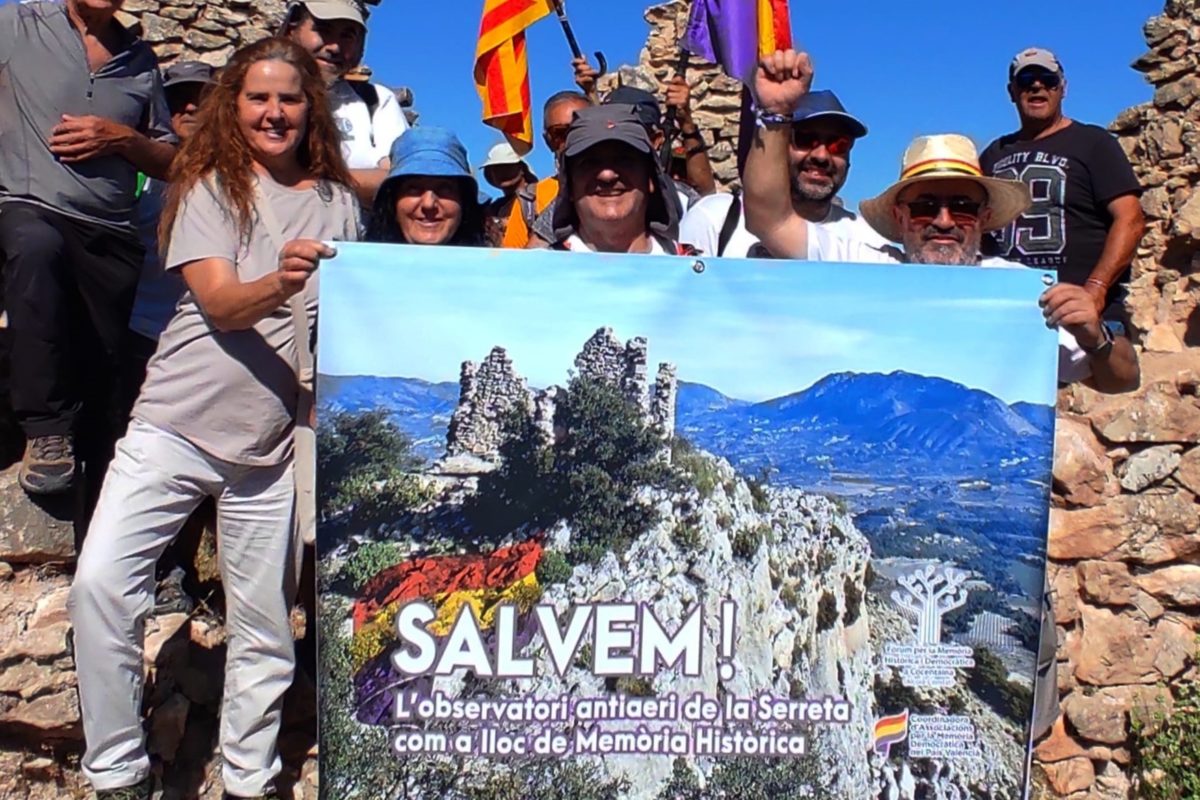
[350, 540, 545, 724]
[873, 709, 910, 758]
[682, 0, 793, 84]
[474, 0, 554, 154]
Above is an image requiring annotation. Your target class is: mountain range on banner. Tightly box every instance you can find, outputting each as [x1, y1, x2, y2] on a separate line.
[317, 370, 1055, 480]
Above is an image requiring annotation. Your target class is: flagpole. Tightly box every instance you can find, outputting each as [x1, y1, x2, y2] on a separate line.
[659, 48, 692, 169]
[550, 0, 607, 79]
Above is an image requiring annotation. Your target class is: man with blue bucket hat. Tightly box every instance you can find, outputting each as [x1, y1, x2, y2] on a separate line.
[679, 89, 885, 258]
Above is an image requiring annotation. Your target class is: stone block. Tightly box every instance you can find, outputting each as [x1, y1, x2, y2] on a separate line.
[1074, 605, 1192, 685]
[1052, 416, 1116, 506]
[1062, 689, 1129, 744]
[1118, 444, 1182, 491]
[1136, 564, 1200, 606]
[1076, 561, 1137, 606]
[0, 465, 75, 564]
[1042, 756, 1095, 795]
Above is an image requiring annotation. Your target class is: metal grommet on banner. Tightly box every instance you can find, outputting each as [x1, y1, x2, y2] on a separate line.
[1041, 273, 1055, 286]
[692, 259, 706, 275]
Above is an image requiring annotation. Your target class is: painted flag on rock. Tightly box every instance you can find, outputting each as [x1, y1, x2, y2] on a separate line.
[474, 0, 553, 154]
[350, 540, 545, 725]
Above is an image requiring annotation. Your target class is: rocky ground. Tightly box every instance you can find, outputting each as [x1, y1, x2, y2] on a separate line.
[0, 461, 320, 800]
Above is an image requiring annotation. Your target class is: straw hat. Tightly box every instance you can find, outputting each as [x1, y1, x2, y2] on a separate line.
[859, 134, 1031, 243]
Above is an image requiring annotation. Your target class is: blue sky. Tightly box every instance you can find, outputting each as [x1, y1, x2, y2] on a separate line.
[364, 0, 1160, 208]
[318, 245, 1060, 406]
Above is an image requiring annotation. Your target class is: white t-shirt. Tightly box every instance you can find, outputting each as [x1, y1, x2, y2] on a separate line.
[562, 234, 669, 254]
[328, 80, 410, 170]
[679, 192, 888, 258]
[805, 221, 1092, 384]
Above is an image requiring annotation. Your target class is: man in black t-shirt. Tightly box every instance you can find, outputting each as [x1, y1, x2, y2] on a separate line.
[981, 48, 1145, 321]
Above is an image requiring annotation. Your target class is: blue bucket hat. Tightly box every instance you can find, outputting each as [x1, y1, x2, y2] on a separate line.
[791, 90, 868, 138]
[379, 127, 478, 198]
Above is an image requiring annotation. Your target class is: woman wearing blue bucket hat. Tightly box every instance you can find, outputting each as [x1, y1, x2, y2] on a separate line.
[368, 127, 487, 246]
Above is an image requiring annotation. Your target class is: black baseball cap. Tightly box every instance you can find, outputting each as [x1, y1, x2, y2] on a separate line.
[563, 104, 655, 159]
[162, 61, 215, 89]
[603, 85, 661, 130]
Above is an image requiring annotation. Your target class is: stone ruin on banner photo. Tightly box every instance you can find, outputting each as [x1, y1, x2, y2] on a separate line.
[438, 327, 678, 474]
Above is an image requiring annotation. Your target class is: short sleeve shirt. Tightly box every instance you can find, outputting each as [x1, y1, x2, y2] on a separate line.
[0, 1, 175, 228]
[979, 122, 1141, 294]
[329, 80, 410, 170]
[679, 192, 888, 258]
[133, 175, 360, 465]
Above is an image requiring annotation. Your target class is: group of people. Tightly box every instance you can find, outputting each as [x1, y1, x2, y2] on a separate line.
[0, 0, 1145, 798]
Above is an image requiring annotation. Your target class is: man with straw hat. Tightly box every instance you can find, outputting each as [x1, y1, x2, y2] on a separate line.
[743, 49, 1139, 395]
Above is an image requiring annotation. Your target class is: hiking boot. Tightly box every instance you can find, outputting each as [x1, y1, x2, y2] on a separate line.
[153, 566, 194, 615]
[97, 774, 153, 800]
[17, 434, 75, 495]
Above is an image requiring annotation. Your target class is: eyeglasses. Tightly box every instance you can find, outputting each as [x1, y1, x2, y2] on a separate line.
[791, 130, 853, 157]
[1013, 70, 1062, 91]
[903, 196, 984, 224]
[545, 124, 571, 147]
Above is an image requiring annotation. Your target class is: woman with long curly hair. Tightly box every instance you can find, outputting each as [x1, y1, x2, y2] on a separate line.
[69, 38, 359, 800]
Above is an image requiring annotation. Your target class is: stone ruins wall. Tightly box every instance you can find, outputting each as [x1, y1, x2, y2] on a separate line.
[1033, 4, 1200, 796]
[446, 347, 534, 459]
[444, 328, 679, 463]
[598, 0, 744, 189]
[115, 0, 288, 66]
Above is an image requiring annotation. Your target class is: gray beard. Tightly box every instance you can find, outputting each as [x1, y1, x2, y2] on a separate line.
[791, 178, 835, 203]
[907, 243, 983, 266]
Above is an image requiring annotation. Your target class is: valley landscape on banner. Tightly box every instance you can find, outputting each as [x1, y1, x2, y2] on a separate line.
[315, 244, 1059, 800]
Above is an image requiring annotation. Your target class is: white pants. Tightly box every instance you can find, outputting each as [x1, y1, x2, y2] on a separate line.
[69, 418, 300, 796]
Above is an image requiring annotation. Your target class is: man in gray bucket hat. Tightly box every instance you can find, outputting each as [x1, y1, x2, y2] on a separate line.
[546, 104, 693, 255]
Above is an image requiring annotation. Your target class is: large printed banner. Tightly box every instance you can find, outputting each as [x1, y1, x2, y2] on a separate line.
[315, 244, 1059, 800]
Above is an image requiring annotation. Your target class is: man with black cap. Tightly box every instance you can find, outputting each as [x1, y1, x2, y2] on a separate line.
[545, 104, 689, 254]
[0, 0, 177, 497]
[283, 0, 410, 204]
[606, 83, 715, 206]
[527, 84, 710, 248]
[680, 89, 884, 258]
[981, 48, 1144, 321]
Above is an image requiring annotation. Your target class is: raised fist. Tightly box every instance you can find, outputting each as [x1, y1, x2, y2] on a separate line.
[754, 49, 814, 117]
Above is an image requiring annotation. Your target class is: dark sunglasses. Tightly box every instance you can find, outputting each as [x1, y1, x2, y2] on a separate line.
[545, 123, 571, 145]
[791, 129, 853, 157]
[904, 196, 983, 224]
[1013, 70, 1061, 91]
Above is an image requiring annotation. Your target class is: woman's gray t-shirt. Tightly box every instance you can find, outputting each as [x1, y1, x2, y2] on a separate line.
[134, 174, 359, 466]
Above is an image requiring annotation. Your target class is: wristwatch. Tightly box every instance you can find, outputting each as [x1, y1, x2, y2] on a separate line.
[1081, 321, 1116, 359]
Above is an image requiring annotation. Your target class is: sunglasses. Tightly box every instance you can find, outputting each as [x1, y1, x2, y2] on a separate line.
[791, 130, 853, 157]
[904, 196, 984, 224]
[1013, 70, 1061, 91]
[545, 123, 571, 146]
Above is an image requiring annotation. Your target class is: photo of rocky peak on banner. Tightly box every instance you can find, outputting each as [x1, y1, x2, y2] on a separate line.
[314, 244, 1059, 800]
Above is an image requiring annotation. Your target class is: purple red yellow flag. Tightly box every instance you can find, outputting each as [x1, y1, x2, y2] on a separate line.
[873, 709, 910, 757]
[474, 0, 554, 154]
[682, 0, 792, 84]
[350, 540, 545, 724]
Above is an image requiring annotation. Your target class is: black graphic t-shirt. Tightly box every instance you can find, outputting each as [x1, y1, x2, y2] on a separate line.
[980, 122, 1140, 294]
